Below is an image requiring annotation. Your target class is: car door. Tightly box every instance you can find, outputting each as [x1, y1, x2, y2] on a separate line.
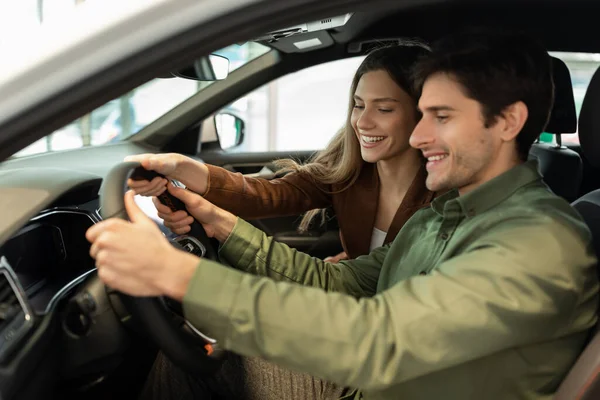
[197, 56, 366, 259]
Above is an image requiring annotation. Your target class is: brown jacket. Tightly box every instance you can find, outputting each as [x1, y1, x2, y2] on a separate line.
[204, 162, 435, 259]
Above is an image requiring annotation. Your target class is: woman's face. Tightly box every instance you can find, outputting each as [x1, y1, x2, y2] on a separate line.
[350, 70, 418, 164]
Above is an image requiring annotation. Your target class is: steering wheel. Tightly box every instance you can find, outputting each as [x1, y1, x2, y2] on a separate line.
[98, 161, 225, 375]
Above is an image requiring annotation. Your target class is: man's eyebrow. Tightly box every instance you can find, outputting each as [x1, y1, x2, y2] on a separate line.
[417, 105, 457, 113]
[353, 95, 400, 103]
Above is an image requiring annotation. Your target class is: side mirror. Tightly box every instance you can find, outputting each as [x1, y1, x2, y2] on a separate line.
[159, 54, 230, 81]
[214, 112, 244, 150]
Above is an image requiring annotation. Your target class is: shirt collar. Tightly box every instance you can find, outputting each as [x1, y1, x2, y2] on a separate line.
[431, 160, 542, 218]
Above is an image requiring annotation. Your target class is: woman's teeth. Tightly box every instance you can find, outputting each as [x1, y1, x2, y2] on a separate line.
[361, 135, 385, 143]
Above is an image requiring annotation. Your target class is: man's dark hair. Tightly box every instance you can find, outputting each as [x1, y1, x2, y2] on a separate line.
[413, 29, 554, 161]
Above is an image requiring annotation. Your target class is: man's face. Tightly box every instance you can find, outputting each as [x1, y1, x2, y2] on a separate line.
[409, 73, 506, 194]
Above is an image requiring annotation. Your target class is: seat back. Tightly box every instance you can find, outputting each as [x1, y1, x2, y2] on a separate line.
[554, 332, 600, 400]
[529, 57, 581, 202]
[554, 65, 600, 400]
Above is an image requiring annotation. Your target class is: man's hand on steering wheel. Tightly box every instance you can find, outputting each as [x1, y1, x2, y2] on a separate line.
[157, 183, 237, 242]
[86, 179, 238, 300]
[86, 190, 199, 300]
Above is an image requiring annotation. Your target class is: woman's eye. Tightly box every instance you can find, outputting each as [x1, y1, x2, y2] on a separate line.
[353, 105, 364, 109]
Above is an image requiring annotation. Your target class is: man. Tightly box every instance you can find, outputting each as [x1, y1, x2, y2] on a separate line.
[87, 30, 599, 399]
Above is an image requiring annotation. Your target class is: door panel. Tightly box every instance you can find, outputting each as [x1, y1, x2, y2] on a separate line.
[200, 150, 343, 259]
[200, 150, 315, 174]
[249, 214, 342, 260]
[273, 229, 343, 260]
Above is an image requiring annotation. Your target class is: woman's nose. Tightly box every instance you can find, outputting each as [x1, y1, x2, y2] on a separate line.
[356, 108, 375, 130]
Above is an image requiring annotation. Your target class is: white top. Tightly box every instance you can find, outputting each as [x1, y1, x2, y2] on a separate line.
[370, 227, 387, 251]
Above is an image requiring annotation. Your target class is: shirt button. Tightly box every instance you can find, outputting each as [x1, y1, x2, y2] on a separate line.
[468, 209, 476, 217]
[440, 232, 449, 240]
[419, 271, 427, 276]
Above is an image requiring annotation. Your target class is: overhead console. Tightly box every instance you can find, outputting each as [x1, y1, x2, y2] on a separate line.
[254, 13, 353, 53]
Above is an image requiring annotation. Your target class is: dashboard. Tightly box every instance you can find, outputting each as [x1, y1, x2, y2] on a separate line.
[0, 180, 103, 375]
[0, 202, 99, 315]
[0, 177, 177, 316]
[0, 142, 204, 399]
[0, 142, 169, 319]
[0, 176, 111, 399]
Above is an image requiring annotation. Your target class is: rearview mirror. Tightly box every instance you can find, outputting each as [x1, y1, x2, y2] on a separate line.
[214, 112, 244, 150]
[159, 54, 230, 81]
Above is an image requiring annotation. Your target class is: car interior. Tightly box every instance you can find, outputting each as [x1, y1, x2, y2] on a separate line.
[2, 1, 600, 399]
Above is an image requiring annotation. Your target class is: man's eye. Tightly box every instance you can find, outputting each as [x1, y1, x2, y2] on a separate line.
[379, 109, 393, 113]
[436, 115, 449, 122]
[353, 105, 364, 110]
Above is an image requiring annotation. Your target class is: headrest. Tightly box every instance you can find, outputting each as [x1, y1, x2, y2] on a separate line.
[579, 65, 600, 168]
[545, 56, 577, 134]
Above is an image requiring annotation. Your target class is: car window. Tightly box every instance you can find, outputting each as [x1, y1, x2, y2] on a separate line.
[209, 52, 600, 152]
[212, 56, 365, 153]
[12, 42, 270, 158]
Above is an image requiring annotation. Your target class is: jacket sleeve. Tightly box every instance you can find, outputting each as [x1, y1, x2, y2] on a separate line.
[218, 219, 384, 297]
[202, 164, 332, 219]
[182, 217, 598, 392]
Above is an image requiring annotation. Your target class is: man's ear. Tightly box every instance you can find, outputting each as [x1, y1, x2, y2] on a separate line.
[499, 101, 528, 142]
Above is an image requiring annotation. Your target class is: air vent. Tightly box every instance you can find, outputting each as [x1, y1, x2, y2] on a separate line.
[0, 256, 34, 362]
[321, 18, 332, 24]
[0, 274, 20, 331]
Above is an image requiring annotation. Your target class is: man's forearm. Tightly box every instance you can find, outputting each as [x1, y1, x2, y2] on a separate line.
[212, 208, 238, 242]
[160, 250, 201, 302]
[219, 219, 381, 296]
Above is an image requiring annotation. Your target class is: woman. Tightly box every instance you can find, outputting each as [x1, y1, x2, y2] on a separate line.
[128, 44, 435, 266]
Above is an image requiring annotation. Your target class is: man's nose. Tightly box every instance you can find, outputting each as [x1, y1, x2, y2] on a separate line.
[409, 118, 433, 149]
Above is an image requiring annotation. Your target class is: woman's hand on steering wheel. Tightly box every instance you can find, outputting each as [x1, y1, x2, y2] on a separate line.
[125, 153, 211, 197]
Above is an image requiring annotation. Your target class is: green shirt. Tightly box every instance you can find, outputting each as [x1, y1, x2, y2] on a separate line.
[183, 161, 598, 400]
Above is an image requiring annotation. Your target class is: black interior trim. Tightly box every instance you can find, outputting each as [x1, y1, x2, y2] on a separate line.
[199, 150, 317, 166]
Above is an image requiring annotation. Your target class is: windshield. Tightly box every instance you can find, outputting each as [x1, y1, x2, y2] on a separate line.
[13, 41, 270, 158]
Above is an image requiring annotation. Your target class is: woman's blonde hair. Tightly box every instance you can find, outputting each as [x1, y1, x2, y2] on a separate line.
[276, 44, 429, 232]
